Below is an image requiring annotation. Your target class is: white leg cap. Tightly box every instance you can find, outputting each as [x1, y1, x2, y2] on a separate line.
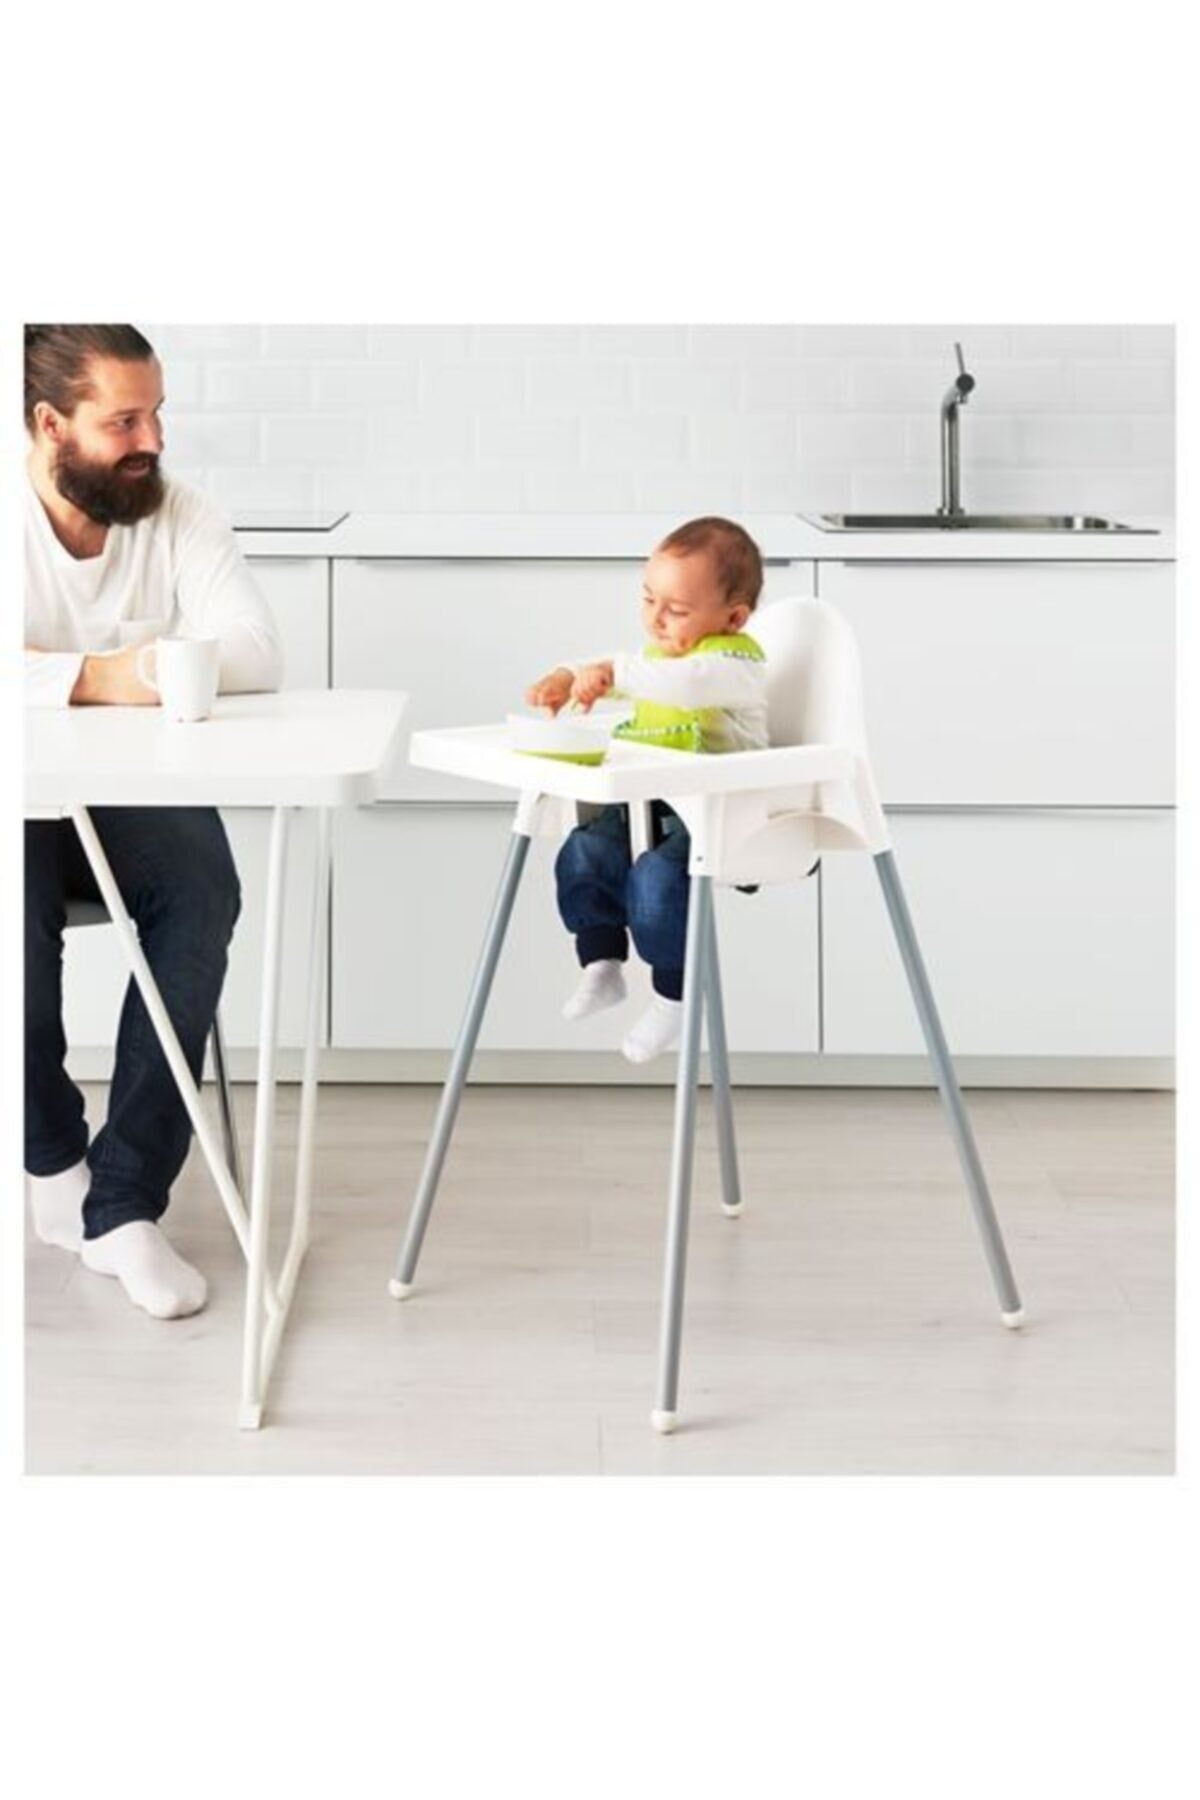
[239, 1403, 263, 1431]
[388, 1277, 413, 1300]
[1001, 1307, 1026, 1329]
[650, 1408, 678, 1435]
[721, 1201, 743, 1218]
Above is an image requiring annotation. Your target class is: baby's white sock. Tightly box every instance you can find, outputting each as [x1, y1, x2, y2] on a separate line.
[26, 1160, 89, 1253]
[81, 1221, 208, 1320]
[563, 959, 627, 1021]
[622, 995, 684, 1064]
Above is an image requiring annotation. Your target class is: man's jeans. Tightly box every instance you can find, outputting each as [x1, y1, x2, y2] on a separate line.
[24, 808, 241, 1240]
[554, 803, 690, 1000]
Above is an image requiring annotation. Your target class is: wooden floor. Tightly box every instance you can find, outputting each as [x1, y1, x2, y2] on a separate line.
[25, 1083, 1174, 1475]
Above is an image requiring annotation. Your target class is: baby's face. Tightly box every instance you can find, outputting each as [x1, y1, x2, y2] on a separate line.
[640, 550, 749, 655]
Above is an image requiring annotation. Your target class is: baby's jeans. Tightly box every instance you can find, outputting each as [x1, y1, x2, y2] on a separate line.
[553, 803, 689, 1001]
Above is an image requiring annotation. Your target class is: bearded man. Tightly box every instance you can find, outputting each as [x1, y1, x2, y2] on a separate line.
[24, 323, 283, 1319]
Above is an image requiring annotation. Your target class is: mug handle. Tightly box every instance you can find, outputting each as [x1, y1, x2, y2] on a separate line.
[134, 642, 160, 694]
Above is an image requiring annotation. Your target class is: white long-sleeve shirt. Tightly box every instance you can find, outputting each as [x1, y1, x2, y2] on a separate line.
[24, 473, 284, 708]
[579, 633, 769, 753]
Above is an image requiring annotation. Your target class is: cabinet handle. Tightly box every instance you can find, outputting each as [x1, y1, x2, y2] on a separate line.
[884, 804, 1174, 817]
[344, 555, 799, 567]
[366, 798, 516, 812]
[822, 558, 1167, 569]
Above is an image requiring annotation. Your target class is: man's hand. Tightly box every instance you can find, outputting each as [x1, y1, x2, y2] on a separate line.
[524, 666, 575, 715]
[69, 644, 160, 707]
[569, 661, 614, 712]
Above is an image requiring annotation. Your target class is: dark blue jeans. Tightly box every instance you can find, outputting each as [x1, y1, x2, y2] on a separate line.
[554, 803, 690, 1000]
[24, 808, 241, 1239]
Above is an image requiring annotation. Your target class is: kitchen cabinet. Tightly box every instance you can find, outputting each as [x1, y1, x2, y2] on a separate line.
[822, 810, 1174, 1057]
[62, 523, 1176, 1079]
[817, 561, 1174, 805]
[331, 804, 820, 1054]
[243, 556, 330, 688]
[331, 558, 814, 802]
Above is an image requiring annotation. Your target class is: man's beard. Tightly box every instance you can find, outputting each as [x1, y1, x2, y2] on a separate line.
[53, 437, 166, 526]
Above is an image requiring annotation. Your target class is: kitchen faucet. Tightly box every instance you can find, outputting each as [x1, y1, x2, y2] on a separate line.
[938, 341, 976, 518]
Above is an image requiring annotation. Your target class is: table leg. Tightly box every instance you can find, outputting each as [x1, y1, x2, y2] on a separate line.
[239, 805, 291, 1430]
[68, 806, 256, 1262]
[260, 806, 332, 1394]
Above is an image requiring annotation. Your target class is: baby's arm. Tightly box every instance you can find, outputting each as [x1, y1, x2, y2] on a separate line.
[611, 646, 767, 710]
[525, 666, 575, 712]
[526, 656, 620, 712]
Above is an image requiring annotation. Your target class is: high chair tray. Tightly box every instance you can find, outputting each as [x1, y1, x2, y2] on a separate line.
[409, 724, 855, 804]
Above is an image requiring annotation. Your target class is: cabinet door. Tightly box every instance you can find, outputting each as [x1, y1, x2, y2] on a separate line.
[332, 804, 819, 1054]
[63, 558, 330, 1054]
[818, 561, 1174, 805]
[822, 811, 1174, 1057]
[332, 559, 813, 801]
[244, 556, 329, 688]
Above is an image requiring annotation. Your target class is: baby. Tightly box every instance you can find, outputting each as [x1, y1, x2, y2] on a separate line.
[525, 515, 768, 1063]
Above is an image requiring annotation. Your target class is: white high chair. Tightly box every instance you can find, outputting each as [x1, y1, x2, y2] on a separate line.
[389, 595, 1024, 1433]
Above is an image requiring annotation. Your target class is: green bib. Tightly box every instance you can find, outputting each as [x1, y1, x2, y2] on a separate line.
[614, 633, 765, 754]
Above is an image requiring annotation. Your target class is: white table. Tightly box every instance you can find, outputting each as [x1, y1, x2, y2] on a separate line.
[25, 689, 406, 1428]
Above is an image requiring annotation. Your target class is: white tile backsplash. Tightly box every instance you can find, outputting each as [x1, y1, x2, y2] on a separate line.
[263, 416, 366, 465]
[636, 361, 743, 410]
[165, 414, 260, 464]
[527, 359, 630, 412]
[142, 323, 1175, 518]
[421, 361, 525, 412]
[205, 363, 313, 411]
[582, 414, 689, 469]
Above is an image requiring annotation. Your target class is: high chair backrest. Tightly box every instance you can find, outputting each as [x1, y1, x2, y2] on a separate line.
[665, 594, 888, 886]
[754, 593, 871, 763]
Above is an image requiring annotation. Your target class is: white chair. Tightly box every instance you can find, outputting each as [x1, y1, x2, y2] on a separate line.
[389, 595, 1024, 1433]
[64, 899, 244, 1194]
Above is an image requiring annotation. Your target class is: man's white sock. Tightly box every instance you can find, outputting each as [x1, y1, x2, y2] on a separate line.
[81, 1221, 208, 1320]
[563, 959, 627, 1021]
[622, 995, 683, 1064]
[26, 1160, 88, 1253]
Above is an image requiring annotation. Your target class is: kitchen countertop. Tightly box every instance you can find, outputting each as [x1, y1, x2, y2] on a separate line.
[234, 511, 1176, 561]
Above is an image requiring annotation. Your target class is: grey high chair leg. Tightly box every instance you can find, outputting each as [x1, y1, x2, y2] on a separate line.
[874, 851, 1023, 1322]
[650, 853, 1023, 1433]
[704, 900, 742, 1220]
[652, 874, 715, 1434]
[390, 827, 533, 1296]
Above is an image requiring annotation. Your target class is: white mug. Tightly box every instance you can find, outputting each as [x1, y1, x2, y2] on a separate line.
[136, 636, 219, 722]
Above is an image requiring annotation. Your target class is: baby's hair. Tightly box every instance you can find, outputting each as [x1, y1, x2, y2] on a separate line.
[655, 516, 764, 611]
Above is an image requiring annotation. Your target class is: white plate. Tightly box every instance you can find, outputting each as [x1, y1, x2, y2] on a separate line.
[505, 710, 616, 764]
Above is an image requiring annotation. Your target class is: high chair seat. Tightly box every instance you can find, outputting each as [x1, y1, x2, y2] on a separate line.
[388, 595, 1024, 1434]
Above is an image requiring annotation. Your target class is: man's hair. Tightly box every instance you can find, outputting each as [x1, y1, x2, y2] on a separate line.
[24, 324, 156, 431]
[656, 515, 764, 611]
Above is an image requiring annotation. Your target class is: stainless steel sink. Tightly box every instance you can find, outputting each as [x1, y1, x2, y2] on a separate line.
[804, 512, 1155, 534]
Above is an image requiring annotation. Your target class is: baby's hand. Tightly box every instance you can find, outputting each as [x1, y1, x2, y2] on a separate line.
[570, 661, 614, 712]
[524, 666, 574, 714]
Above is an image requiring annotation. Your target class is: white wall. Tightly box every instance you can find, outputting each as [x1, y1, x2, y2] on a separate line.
[142, 323, 1175, 519]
